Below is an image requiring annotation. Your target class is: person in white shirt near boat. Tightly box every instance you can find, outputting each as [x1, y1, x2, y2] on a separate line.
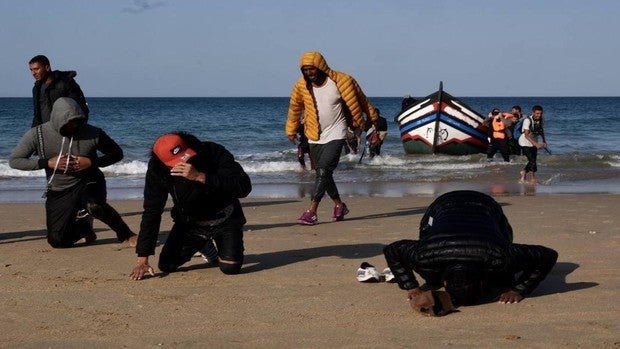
[518, 105, 548, 184]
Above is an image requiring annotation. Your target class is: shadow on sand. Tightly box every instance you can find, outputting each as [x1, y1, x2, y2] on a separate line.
[167, 243, 386, 275]
[528, 262, 598, 297]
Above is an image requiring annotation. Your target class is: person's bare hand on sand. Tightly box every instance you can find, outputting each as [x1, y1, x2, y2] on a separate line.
[498, 290, 523, 304]
[130, 256, 155, 280]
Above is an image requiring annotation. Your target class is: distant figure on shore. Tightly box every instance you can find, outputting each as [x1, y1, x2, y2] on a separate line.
[28, 55, 89, 128]
[365, 108, 388, 158]
[401, 95, 416, 112]
[344, 126, 362, 155]
[483, 108, 513, 162]
[285, 51, 378, 225]
[384, 190, 557, 315]
[130, 132, 251, 280]
[519, 105, 548, 184]
[508, 105, 524, 156]
[9, 98, 136, 248]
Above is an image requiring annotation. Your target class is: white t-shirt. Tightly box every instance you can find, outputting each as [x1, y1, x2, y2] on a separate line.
[518, 117, 539, 147]
[309, 77, 347, 144]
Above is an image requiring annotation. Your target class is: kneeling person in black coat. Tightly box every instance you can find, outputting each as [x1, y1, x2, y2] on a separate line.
[384, 190, 557, 309]
[130, 132, 252, 280]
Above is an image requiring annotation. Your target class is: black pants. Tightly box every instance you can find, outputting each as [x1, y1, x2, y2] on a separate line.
[508, 138, 522, 156]
[46, 184, 92, 248]
[81, 174, 134, 241]
[369, 143, 382, 158]
[487, 138, 510, 162]
[309, 139, 345, 203]
[522, 146, 538, 173]
[158, 218, 245, 275]
[45, 173, 133, 248]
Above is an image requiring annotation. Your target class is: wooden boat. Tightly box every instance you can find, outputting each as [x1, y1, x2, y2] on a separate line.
[395, 82, 488, 155]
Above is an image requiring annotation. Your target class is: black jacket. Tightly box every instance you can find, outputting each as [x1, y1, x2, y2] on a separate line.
[32, 70, 89, 127]
[383, 190, 558, 295]
[137, 134, 252, 257]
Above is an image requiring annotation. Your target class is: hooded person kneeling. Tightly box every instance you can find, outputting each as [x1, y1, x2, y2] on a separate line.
[130, 132, 252, 280]
[383, 190, 558, 313]
[10, 97, 136, 248]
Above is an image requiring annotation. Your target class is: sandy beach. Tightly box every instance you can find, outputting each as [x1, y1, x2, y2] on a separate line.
[1, 194, 618, 348]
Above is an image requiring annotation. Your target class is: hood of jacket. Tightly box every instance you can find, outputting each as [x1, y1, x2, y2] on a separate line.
[50, 97, 87, 134]
[53, 70, 77, 80]
[299, 51, 333, 79]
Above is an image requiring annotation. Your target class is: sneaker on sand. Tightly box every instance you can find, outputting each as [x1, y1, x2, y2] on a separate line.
[382, 267, 396, 283]
[356, 262, 381, 282]
[332, 203, 349, 222]
[297, 210, 318, 225]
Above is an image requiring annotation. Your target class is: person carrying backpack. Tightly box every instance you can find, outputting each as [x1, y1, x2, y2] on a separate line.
[507, 106, 523, 156]
[518, 105, 548, 184]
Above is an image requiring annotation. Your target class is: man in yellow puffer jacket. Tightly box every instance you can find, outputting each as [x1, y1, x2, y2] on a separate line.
[285, 51, 378, 225]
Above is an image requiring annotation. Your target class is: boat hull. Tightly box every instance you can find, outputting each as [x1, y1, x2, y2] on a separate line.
[396, 83, 488, 155]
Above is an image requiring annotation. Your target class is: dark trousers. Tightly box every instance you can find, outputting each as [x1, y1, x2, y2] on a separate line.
[487, 138, 510, 162]
[309, 139, 345, 203]
[45, 173, 133, 248]
[522, 146, 538, 173]
[81, 175, 134, 242]
[46, 184, 92, 248]
[369, 143, 382, 158]
[158, 218, 244, 275]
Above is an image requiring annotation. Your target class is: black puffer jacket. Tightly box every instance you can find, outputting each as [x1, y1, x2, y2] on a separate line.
[384, 190, 558, 295]
[136, 133, 252, 257]
[32, 70, 89, 127]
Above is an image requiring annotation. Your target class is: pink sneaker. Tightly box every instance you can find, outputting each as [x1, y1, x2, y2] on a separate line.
[297, 210, 318, 225]
[332, 203, 349, 222]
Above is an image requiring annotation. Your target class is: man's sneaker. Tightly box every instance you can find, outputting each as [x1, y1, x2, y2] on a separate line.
[382, 267, 396, 283]
[356, 262, 381, 282]
[297, 210, 318, 225]
[332, 203, 349, 222]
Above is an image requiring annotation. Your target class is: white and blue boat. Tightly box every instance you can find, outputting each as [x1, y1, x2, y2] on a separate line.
[395, 82, 489, 155]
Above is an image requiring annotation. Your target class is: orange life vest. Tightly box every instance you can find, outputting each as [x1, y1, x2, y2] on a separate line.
[492, 118, 506, 139]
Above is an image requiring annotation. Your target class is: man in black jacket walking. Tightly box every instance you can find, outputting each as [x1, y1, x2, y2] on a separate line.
[130, 132, 252, 280]
[384, 190, 557, 308]
[29, 55, 89, 127]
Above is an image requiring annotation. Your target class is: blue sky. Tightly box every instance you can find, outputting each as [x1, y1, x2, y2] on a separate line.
[1, 0, 619, 97]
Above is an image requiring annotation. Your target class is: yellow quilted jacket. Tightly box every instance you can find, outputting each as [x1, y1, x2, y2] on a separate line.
[285, 51, 378, 141]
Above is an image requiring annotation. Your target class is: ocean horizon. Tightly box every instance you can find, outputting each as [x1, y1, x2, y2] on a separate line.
[2, 96, 619, 203]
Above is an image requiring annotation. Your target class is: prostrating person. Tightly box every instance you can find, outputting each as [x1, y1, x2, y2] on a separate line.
[384, 190, 557, 314]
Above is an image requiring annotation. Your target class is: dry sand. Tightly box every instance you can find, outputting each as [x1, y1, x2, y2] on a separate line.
[1, 195, 619, 348]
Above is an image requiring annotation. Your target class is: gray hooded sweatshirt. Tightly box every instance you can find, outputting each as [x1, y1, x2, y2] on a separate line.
[10, 97, 123, 192]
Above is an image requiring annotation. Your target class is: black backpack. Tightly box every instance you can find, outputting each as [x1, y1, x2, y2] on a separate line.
[376, 116, 388, 132]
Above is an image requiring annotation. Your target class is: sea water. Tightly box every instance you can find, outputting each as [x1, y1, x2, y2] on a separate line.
[1, 96, 619, 203]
